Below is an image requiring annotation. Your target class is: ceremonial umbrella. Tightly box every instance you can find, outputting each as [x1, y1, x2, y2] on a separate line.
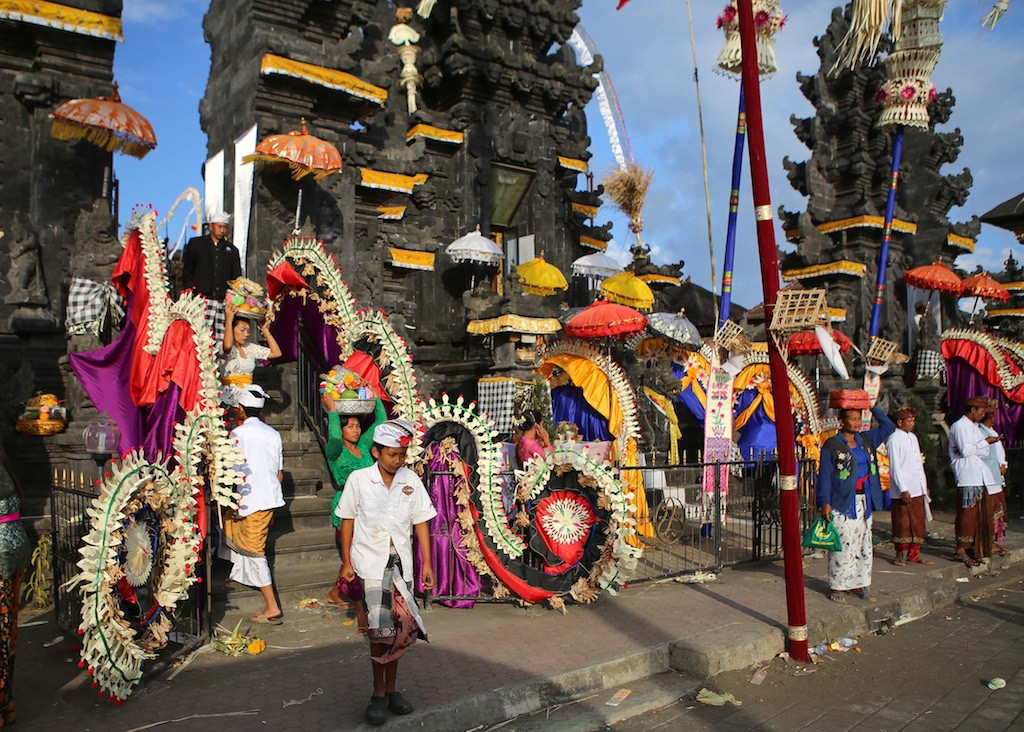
[903, 261, 963, 295]
[445, 227, 503, 265]
[961, 271, 1010, 325]
[647, 310, 702, 351]
[571, 252, 622, 280]
[50, 83, 157, 200]
[243, 119, 342, 232]
[600, 269, 654, 310]
[787, 327, 853, 356]
[516, 251, 568, 296]
[564, 299, 647, 340]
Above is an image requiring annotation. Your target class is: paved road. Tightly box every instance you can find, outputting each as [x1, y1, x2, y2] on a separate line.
[611, 566, 1024, 731]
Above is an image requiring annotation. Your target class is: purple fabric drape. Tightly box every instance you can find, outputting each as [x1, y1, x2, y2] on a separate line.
[270, 296, 341, 366]
[70, 294, 188, 461]
[414, 443, 481, 608]
[945, 360, 1024, 442]
[551, 385, 614, 442]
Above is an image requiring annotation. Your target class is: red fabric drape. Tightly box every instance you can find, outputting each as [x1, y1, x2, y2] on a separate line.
[941, 339, 1024, 403]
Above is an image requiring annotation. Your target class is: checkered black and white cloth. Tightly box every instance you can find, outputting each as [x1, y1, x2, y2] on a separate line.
[203, 299, 227, 344]
[65, 277, 124, 336]
[915, 349, 944, 381]
[478, 378, 518, 435]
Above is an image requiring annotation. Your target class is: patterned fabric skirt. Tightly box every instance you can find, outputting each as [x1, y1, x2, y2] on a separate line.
[360, 553, 427, 665]
[223, 509, 273, 557]
[203, 299, 227, 344]
[0, 573, 21, 715]
[955, 487, 993, 559]
[992, 488, 1008, 544]
[891, 494, 928, 551]
[829, 496, 873, 591]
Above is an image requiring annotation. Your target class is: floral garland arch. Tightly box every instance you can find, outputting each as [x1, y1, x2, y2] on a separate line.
[418, 394, 641, 612]
[71, 211, 245, 702]
[264, 236, 422, 446]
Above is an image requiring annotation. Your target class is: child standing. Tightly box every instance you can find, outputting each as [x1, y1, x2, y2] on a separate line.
[337, 419, 436, 726]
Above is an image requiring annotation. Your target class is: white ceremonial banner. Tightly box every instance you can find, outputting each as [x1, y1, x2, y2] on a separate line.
[204, 150, 225, 221]
[233, 125, 258, 275]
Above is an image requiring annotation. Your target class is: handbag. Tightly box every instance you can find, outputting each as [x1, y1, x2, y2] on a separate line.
[802, 516, 843, 552]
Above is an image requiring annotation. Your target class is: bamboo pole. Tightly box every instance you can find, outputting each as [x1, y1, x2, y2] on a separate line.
[737, 0, 810, 662]
[718, 88, 747, 328]
[867, 127, 905, 340]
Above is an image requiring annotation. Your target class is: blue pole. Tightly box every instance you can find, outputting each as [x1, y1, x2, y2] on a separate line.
[868, 126, 905, 340]
[718, 87, 747, 328]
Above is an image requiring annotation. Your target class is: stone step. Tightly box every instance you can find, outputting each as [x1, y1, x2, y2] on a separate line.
[212, 556, 343, 614]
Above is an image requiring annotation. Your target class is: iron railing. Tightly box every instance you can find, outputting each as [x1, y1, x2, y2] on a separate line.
[51, 483, 95, 632]
[1006, 441, 1022, 511]
[295, 318, 331, 467]
[421, 455, 817, 604]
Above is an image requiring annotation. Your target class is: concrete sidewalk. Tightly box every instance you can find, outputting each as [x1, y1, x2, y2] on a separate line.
[16, 512, 1022, 731]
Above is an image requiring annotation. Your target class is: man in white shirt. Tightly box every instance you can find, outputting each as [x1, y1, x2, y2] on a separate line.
[948, 396, 999, 567]
[886, 407, 932, 565]
[979, 401, 1010, 557]
[337, 419, 436, 726]
[223, 385, 286, 623]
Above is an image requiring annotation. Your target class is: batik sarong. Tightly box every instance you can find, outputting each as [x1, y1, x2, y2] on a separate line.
[892, 494, 928, 561]
[956, 487, 992, 560]
[360, 552, 427, 664]
[829, 495, 873, 591]
[224, 510, 274, 588]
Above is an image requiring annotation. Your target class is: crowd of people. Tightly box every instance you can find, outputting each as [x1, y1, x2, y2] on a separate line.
[817, 395, 1011, 604]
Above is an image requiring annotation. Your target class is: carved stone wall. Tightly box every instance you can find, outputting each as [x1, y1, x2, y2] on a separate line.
[200, 0, 612, 396]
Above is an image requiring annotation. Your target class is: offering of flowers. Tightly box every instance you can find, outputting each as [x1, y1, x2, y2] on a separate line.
[319, 366, 376, 415]
[16, 392, 67, 435]
[225, 277, 267, 321]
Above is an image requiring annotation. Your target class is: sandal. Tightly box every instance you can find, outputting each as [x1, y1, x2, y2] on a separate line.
[249, 613, 284, 625]
[955, 554, 981, 567]
[849, 588, 877, 602]
[829, 590, 846, 603]
[892, 557, 907, 566]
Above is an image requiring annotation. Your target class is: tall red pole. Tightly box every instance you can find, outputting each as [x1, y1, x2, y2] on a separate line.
[736, 0, 810, 662]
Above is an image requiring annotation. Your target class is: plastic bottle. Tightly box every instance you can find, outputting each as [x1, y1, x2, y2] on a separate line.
[839, 637, 856, 648]
[814, 643, 828, 656]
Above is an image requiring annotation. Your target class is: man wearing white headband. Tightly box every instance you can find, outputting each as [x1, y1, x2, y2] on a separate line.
[222, 384, 285, 624]
[181, 210, 240, 341]
[336, 418, 436, 726]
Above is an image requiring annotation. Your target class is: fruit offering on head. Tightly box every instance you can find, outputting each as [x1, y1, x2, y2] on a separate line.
[225, 277, 267, 321]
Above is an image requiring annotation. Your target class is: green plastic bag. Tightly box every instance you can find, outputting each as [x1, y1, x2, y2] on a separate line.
[802, 517, 843, 552]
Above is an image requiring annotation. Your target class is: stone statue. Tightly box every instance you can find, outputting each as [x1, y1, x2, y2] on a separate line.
[65, 199, 123, 353]
[4, 214, 47, 308]
[69, 199, 121, 282]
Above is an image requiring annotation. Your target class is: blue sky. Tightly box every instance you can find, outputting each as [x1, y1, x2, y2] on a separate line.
[112, 1, 1024, 308]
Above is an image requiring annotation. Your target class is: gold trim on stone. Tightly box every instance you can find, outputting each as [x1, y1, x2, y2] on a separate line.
[388, 247, 434, 271]
[406, 123, 464, 144]
[781, 260, 867, 281]
[358, 168, 428, 193]
[557, 156, 588, 172]
[580, 235, 608, 252]
[816, 214, 917, 235]
[260, 53, 387, 105]
[467, 314, 563, 335]
[572, 202, 599, 218]
[0, 0, 122, 41]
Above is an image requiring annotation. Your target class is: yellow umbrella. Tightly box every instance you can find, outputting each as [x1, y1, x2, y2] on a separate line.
[600, 269, 654, 310]
[516, 251, 568, 296]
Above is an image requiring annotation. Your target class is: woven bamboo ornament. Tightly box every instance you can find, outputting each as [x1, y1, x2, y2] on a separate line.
[833, 0, 904, 71]
[865, 337, 908, 364]
[713, 319, 752, 354]
[715, 0, 787, 78]
[875, 1, 944, 129]
[603, 164, 653, 245]
[982, 0, 1012, 28]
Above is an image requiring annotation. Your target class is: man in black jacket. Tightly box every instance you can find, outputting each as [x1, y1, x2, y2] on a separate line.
[182, 212, 240, 340]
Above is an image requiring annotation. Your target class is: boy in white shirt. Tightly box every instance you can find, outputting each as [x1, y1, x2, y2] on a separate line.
[337, 419, 436, 726]
[886, 407, 932, 565]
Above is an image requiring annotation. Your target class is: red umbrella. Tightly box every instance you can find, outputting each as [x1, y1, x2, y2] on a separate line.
[787, 328, 853, 357]
[960, 272, 1011, 302]
[564, 299, 648, 339]
[50, 83, 157, 159]
[903, 261, 963, 295]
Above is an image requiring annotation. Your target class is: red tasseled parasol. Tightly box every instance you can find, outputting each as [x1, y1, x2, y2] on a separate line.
[787, 328, 853, 357]
[564, 299, 648, 339]
[903, 261, 963, 295]
[960, 272, 1011, 302]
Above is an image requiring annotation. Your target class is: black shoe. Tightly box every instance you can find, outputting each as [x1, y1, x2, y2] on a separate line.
[365, 695, 388, 726]
[388, 691, 414, 715]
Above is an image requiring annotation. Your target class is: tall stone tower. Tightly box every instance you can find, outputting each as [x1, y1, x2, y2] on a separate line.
[0, 1, 121, 387]
[778, 5, 979, 354]
[200, 0, 611, 395]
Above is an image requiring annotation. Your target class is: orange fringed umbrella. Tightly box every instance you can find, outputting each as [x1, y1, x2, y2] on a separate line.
[903, 261, 963, 295]
[960, 272, 1011, 302]
[244, 119, 341, 232]
[600, 269, 654, 311]
[50, 83, 156, 159]
[243, 119, 342, 181]
[565, 299, 648, 339]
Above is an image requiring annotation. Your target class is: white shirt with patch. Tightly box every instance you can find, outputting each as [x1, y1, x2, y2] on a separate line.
[230, 417, 285, 518]
[336, 463, 437, 583]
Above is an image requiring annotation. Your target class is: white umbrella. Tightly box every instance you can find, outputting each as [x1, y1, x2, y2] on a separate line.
[571, 252, 622, 280]
[814, 325, 850, 380]
[445, 227, 503, 265]
[647, 310, 702, 351]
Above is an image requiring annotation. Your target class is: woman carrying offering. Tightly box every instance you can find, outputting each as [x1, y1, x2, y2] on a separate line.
[220, 303, 282, 405]
[322, 389, 387, 619]
[817, 397, 896, 603]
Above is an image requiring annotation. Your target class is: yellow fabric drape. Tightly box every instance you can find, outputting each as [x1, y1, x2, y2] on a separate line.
[221, 374, 254, 386]
[679, 365, 708, 409]
[734, 379, 775, 430]
[540, 354, 624, 438]
[624, 437, 653, 545]
[797, 432, 822, 465]
[643, 387, 680, 464]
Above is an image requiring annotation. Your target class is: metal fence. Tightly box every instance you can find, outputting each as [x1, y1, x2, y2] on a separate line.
[422, 455, 817, 603]
[51, 482, 210, 651]
[1007, 441, 1023, 512]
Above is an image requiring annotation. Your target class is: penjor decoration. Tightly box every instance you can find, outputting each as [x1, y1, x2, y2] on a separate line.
[389, 7, 423, 115]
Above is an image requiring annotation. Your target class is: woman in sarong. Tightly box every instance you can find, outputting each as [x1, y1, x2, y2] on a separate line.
[0, 445, 31, 727]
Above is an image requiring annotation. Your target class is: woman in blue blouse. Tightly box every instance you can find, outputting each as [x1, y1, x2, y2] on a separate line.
[816, 406, 895, 603]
